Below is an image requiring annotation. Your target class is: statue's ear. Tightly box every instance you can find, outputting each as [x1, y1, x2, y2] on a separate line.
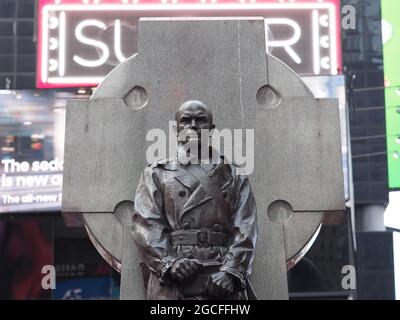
[209, 125, 216, 136]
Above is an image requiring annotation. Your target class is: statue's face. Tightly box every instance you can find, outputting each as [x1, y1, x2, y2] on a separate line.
[175, 101, 214, 139]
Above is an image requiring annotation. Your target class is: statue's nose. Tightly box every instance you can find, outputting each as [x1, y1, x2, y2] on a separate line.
[190, 119, 198, 130]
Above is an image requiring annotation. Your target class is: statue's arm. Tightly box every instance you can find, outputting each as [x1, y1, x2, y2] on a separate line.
[220, 174, 258, 289]
[132, 166, 176, 284]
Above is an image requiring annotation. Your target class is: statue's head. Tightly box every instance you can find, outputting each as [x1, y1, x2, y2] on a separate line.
[175, 101, 215, 163]
[175, 100, 215, 140]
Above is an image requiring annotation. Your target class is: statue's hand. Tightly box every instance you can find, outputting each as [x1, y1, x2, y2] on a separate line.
[169, 258, 201, 282]
[206, 271, 236, 297]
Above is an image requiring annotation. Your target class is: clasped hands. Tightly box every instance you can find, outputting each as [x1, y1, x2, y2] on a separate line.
[168, 258, 237, 297]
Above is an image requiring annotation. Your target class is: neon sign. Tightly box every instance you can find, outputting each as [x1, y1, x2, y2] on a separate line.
[37, 0, 342, 88]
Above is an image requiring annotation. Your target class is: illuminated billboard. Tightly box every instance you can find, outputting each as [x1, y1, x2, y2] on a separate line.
[382, 0, 400, 189]
[0, 90, 83, 213]
[37, 0, 342, 88]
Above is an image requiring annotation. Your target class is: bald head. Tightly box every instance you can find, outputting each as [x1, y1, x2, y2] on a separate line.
[175, 100, 213, 122]
[175, 100, 214, 135]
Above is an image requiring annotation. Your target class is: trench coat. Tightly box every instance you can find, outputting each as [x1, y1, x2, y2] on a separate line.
[132, 156, 258, 300]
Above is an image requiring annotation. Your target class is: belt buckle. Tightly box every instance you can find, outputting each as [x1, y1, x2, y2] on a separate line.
[198, 230, 209, 247]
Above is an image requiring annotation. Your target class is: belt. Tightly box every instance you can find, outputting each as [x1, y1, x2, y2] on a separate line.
[170, 229, 229, 247]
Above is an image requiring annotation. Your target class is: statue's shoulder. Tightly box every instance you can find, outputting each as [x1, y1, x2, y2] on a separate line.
[220, 156, 241, 169]
[148, 159, 166, 168]
[148, 158, 178, 171]
[224, 160, 249, 178]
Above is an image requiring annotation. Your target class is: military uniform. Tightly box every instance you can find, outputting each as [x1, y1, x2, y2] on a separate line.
[132, 156, 257, 300]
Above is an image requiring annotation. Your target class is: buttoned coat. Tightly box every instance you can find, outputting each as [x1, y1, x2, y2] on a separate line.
[132, 157, 257, 300]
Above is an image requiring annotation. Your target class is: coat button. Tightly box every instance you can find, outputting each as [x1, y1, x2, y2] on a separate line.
[183, 223, 191, 229]
[178, 190, 186, 197]
[213, 224, 222, 232]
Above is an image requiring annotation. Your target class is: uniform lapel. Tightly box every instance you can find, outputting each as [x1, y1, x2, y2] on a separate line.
[174, 169, 212, 222]
[209, 161, 234, 191]
[174, 153, 235, 222]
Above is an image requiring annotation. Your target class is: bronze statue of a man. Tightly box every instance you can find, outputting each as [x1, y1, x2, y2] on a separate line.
[132, 100, 258, 300]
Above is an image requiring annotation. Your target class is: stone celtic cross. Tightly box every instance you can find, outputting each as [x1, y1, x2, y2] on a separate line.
[62, 17, 344, 299]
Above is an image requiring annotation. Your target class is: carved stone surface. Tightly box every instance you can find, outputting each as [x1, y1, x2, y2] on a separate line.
[62, 17, 344, 299]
